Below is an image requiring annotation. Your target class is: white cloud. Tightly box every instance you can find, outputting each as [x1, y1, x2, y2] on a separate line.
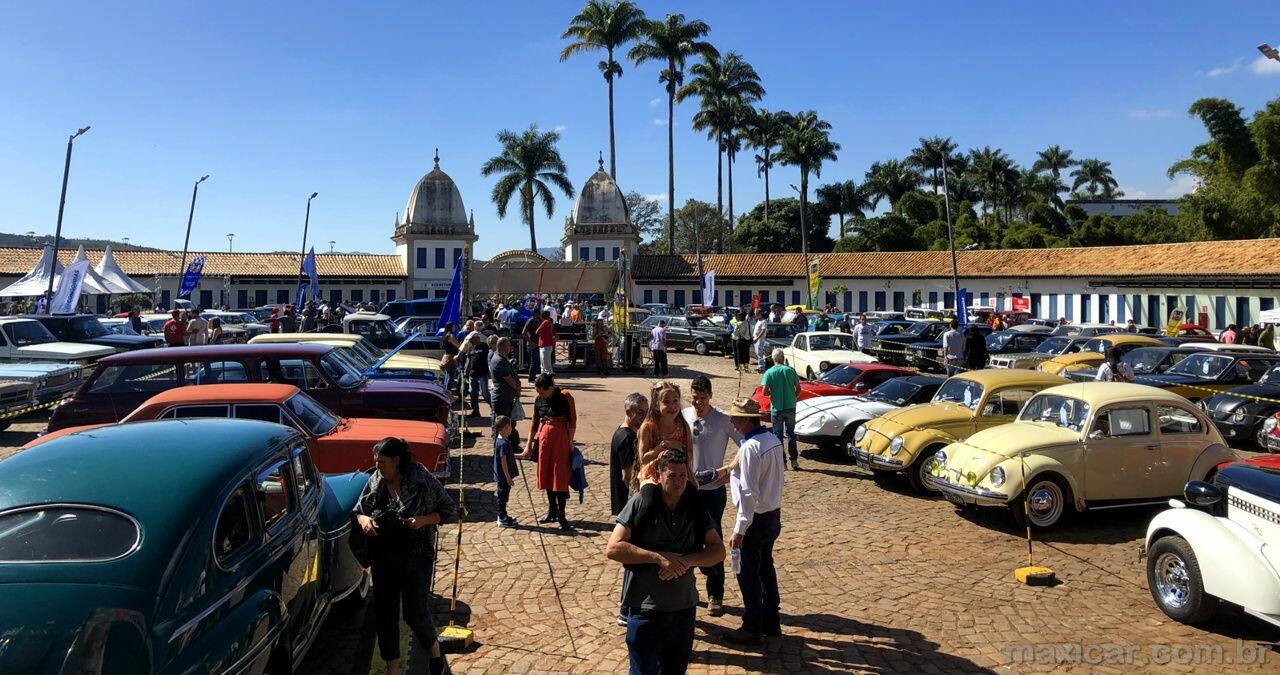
[642, 193, 667, 202]
[1129, 109, 1171, 119]
[1164, 175, 1200, 197]
[652, 118, 666, 125]
[1118, 186, 1148, 199]
[1251, 55, 1280, 75]
[648, 97, 662, 108]
[553, 125, 567, 133]
[1204, 57, 1243, 77]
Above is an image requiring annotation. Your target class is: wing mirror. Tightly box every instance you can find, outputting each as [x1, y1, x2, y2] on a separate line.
[1183, 480, 1223, 507]
[1088, 428, 1105, 440]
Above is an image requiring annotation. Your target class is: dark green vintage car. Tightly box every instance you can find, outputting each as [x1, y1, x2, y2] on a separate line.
[0, 418, 370, 674]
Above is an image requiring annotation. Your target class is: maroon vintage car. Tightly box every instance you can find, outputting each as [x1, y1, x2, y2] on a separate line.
[47, 343, 450, 432]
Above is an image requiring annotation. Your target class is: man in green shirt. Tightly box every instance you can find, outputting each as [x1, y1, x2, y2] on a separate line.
[761, 347, 802, 470]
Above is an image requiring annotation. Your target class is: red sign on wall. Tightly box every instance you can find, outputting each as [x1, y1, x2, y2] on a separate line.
[1011, 296, 1030, 313]
[751, 294, 762, 311]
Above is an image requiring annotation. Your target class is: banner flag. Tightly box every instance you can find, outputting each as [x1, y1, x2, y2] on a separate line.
[50, 260, 90, 315]
[1165, 305, 1186, 337]
[703, 269, 716, 308]
[436, 252, 463, 336]
[177, 256, 206, 299]
[956, 288, 970, 326]
[296, 248, 319, 306]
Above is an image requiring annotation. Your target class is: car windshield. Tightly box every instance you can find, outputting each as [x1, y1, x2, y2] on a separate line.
[1034, 337, 1071, 354]
[933, 378, 985, 410]
[818, 365, 864, 386]
[0, 505, 139, 562]
[1019, 394, 1091, 432]
[874, 322, 906, 336]
[68, 317, 109, 340]
[1126, 348, 1171, 374]
[986, 332, 1014, 351]
[284, 392, 340, 436]
[1168, 354, 1233, 379]
[809, 334, 853, 351]
[320, 350, 365, 388]
[865, 379, 922, 406]
[354, 339, 385, 361]
[239, 313, 259, 324]
[904, 321, 934, 336]
[3, 321, 56, 346]
[688, 318, 718, 330]
[217, 313, 244, 325]
[339, 345, 375, 369]
[1082, 338, 1110, 353]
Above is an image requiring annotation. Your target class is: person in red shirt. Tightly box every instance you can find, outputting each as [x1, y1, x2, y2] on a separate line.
[162, 309, 186, 347]
[536, 310, 556, 375]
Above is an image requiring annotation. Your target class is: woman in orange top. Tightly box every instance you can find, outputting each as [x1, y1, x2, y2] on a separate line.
[634, 380, 693, 489]
[524, 373, 578, 531]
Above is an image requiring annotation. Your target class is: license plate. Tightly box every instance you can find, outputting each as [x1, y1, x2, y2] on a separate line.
[943, 490, 964, 505]
[854, 454, 871, 470]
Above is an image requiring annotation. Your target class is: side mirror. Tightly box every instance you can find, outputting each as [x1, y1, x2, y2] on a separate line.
[1088, 429, 1105, 440]
[1183, 480, 1223, 507]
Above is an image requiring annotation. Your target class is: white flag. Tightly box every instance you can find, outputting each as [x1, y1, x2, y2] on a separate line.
[703, 269, 716, 307]
[50, 259, 90, 315]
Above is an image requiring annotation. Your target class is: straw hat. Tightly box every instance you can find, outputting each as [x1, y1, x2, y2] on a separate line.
[725, 397, 762, 418]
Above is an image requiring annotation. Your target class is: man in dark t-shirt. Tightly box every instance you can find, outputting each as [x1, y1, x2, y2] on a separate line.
[610, 392, 649, 516]
[521, 309, 542, 384]
[606, 450, 724, 675]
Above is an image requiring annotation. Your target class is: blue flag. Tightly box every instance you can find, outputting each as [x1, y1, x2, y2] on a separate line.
[178, 256, 206, 299]
[956, 288, 969, 326]
[435, 252, 463, 336]
[296, 248, 319, 306]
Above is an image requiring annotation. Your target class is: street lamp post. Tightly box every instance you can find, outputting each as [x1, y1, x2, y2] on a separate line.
[940, 151, 961, 317]
[44, 126, 90, 312]
[298, 192, 318, 302]
[176, 175, 210, 296]
[328, 240, 335, 254]
[226, 233, 234, 253]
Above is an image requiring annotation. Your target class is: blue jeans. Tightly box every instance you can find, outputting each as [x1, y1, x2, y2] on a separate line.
[526, 341, 540, 382]
[736, 509, 782, 635]
[495, 480, 511, 519]
[771, 409, 798, 463]
[624, 606, 696, 674]
[468, 374, 491, 412]
[696, 487, 727, 601]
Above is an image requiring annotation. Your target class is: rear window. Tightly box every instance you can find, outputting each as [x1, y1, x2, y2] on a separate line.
[88, 364, 180, 394]
[0, 505, 139, 562]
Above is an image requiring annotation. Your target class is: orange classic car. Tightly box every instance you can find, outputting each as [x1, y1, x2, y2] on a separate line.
[29, 383, 450, 476]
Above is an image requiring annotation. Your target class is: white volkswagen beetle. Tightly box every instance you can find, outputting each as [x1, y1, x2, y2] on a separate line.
[782, 331, 877, 380]
[794, 375, 945, 448]
[1143, 459, 1280, 627]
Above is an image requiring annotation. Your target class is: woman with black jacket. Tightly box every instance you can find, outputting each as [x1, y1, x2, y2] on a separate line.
[964, 326, 989, 371]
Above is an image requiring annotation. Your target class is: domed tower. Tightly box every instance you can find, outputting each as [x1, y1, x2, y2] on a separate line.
[562, 153, 640, 262]
[392, 150, 479, 298]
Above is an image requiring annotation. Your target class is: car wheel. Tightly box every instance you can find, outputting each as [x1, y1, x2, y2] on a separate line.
[693, 340, 709, 356]
[1146, 535, 1219, 624]
[905, 446, 944, 494]
[1255, 421, 1270, 449]
[1010, 475, 1068, 529]
[839, 424, 861, 456]
[806, 367, 815, 380]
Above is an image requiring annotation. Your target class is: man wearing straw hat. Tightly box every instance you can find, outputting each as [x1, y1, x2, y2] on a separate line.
[723, 397, 785, 647]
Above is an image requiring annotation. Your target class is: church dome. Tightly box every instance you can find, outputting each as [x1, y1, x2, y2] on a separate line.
[403, 151, 468, 230]
[571, 160, 630, 227]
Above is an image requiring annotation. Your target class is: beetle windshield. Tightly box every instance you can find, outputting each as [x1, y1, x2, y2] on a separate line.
[1167, 354, 1233, 379]
[1125, 348, 1174, 375]
[986, 332, 1014, 351]
[874, 322, 906, 336]
[1019, 394, 1091, 432]
[284, 392, 340, 436]
[818, 365, 864, 386]
[809, 334, 854, 351]
[865, 379, 922, 406]
[1034, 337, 1071, 354]
[933, 379, 984, 410]
[1082, 338, 1110, 354]
[0, 506, 139, 562]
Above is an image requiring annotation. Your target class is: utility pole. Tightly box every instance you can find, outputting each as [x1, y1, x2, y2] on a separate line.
[176, 175, 210, 296]
[941, 150, 961, 316]
[44, 126, 90, 312]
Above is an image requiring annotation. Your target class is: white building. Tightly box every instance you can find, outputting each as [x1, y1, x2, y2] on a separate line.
[561, 156, 640, 263]
[1067, 198, 1180, 217]
[392, 151, 478, 299]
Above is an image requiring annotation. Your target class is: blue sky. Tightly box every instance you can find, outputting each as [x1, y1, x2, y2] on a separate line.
[2, 1, 1278, 258]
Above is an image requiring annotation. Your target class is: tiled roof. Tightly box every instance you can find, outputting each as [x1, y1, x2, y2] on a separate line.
[0, 247, 405, 278]
[633, 239, 1280, 280]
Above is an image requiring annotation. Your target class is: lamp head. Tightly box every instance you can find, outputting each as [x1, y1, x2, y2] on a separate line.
[74, 126, 90, 138]
[1261, 43, 1280, 60]
[197, 175, 209, 184]
[309, 192, 319, 200]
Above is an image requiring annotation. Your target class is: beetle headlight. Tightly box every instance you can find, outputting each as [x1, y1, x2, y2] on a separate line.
[854, 425, 867, 443]
[1232, 407, 1248, 423]
[889, 436, 904, 455]
[989, 465, 1006, 487]
[932, 449, 947, 470]
[1266, 417, 1278, 434]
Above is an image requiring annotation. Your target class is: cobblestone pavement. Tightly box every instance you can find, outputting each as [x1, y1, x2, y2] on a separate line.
[2, 352, 1275, 673]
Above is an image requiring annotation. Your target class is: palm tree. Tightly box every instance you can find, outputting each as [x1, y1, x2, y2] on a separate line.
[777, 111, 840, 260]
[907, 136, 957, 194]
[560, 0, 647, 180]
[741, 108, 790, 228]
[967, 146, 1016, 225]
[1070, 158, 1120, 199]
[1032, 144, 1076, 180]
[629, 13, 717, 254]
[863, 159, 923, 209]
[481, 125, 576, 252]
[816, 179, 871, 238]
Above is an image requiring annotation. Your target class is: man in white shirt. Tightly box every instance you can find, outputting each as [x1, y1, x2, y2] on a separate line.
[682, 376, 742, 618]
[751, 309, 769, 373]
[940, 319, 966, 375]
[854, 314, 876, 353]
[724, 397, 785, 646]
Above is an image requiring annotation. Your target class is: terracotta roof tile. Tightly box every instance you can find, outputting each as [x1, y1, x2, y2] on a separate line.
[0, 248, 405, 278]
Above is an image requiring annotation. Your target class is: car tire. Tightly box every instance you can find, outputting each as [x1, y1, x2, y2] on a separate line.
[905, 446, 944, 494]
[839, 424, 861, 456]
[0, 420, 10, 433]
[1146, 535, 1219, 624]
[1010, 475, 1069, 529]
[806, 367, 815, 380]
[693, 340, 709, 356]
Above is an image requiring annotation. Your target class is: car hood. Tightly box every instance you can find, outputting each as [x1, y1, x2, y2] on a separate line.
[0, 363, 79, 376]
[0, 583, 153, 675]
[874, 401, 973, 433]
[331, 417, 447, 449]
[383, 353, 443, 372]
[90, 334, 162, 348]
[1141, 373, 1211, 385]
[1204, 384, 1280, 410]
[809, 349, 877, 364]
[802, 382, 853, 397]
[937, 423, 1079, 482]
[799, 395, 897, 421]
[876, 334, 929, 344]
[907, 341, 942, 349]
[16, 342, 115, 359]
[359, 378, 448, 397]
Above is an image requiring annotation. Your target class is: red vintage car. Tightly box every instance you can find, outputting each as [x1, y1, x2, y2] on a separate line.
[750, 363, 917, 417]
[31, 383, 451, 476]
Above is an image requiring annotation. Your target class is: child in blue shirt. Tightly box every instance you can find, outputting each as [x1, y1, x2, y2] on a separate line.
[493, 416, 519, 527]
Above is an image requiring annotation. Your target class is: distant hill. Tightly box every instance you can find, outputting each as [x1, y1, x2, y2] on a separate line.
[0, 232, 160, 251]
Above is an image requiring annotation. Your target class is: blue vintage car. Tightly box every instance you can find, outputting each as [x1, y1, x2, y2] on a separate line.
[0, 418, 369, 675]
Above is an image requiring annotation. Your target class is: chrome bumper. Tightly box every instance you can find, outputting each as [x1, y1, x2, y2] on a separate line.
[848, 446, 905, 470]
[925, 472, 1011, 505]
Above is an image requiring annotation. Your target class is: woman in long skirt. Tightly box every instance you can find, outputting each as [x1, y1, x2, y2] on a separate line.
[524, 373, 577, 531]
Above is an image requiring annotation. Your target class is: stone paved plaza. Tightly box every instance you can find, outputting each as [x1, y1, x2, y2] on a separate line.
[2, 352, 1275, 674]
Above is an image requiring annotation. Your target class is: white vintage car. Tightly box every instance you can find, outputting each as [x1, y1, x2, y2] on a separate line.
[781, 331, 876, 380]
[0, 318, 114, 366]
[1144, 459, 1280, 627]
[794, 375, 945, 448]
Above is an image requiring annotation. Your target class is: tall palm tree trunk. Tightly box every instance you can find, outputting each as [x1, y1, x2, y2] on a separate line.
[763, 161, 771, 228]
[838, 211, 845, 239]
[799, 169, 810, 258]
[666, 81, 675, 255]
[607, 75, 617, 179]
[727, 147, 735, 253]
[526, 184, 538, 252]
[715, 138, 723, 253]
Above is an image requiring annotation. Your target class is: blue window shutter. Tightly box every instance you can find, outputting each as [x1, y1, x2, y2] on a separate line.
[658, 289, 668, 304]
[858, 291, 868, 313]
[612, 247, 620, 260]
[435, 248, 445, 268]
[387, 289, 397, 301]
[643, 289, 653, 304]
[579, 247, 589, 260]
[595, 247, 605, 261]
[416, 248, 427, 269]
[674, 289, 685, 308]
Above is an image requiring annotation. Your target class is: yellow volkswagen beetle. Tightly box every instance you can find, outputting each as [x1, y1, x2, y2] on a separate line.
[249, 333, 445, 380]
[1036, 333, 1165, 376]
[851, 369, 1069, 493]
[927, 382, 1236, 529]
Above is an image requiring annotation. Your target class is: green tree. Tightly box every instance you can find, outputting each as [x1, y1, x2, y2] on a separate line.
[480, 125, 576, 252]
[1070, 158, 1121, 199]
[864, 159, 924, 209]
[560, 0, 648, 180]
[815, 179, 871, 238]
[741, 108, 790, 229]
[832, 213, 919, 252]
[893, 190, 941, 225]
[1031, 144, 1075, 208]
[907, 136, 957, 193]
[626, 191, 667, 247]
[734, 197, 832, 253]
[629, 13, 717, 253]
[777, 111, 840, 261]
[638, 199, 725, 254]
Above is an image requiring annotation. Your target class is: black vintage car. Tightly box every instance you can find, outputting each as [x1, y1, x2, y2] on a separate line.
[25, 314, 163, 352]
[632, 315, 732, 356]
[904, 325, 999, 372]
[869, 320, 950, 365]
[1199, 364, 1280, 446]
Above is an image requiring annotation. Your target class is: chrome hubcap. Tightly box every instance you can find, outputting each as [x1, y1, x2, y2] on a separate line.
[1026, 481, 1063, 526]
[1153, 552, 1190, 609]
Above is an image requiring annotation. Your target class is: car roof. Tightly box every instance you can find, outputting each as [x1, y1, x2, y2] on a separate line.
[1090, 334, 1165, 345]
[897, 374, 946, 386]
[1035, 381, 1195, 406]
[100, 342, 332, 365]
[954, 369, 1068, 387]
[799, 331, 850, 337]
[345, 312, 390, 321]
[250, 333, 361, 343]
[132, 383, 300, 411]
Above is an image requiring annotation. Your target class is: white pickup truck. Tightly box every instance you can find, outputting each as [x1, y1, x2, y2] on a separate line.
[0, 317, 115, 366]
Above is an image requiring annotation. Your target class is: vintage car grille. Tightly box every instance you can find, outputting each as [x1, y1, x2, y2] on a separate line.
[45, 370, 78, 389]
[1229, 494, 1280, 525]
[0, 386, 30, 407]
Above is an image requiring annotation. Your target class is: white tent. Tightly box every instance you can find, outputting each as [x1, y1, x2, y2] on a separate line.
[0, 244, 63, 297]
[93, 245, 151, 294]
[69, 246, 116, 295]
